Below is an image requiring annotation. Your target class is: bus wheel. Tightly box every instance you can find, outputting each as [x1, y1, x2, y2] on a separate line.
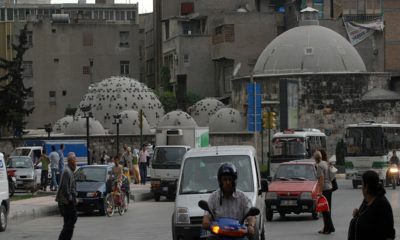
[352, 180, 358, 189]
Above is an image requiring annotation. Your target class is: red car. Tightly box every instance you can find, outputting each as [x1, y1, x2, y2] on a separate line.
[265, 161, 319, 221]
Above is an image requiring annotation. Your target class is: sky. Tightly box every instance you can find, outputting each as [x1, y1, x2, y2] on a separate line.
[50, 0, 153, 13]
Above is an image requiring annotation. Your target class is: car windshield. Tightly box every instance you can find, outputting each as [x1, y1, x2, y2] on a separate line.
[272, 137, 307, 157]
[179, 155, 254, 194]
[275, 164, 316, 181]
[75, 167, 107, 182]
[152, 147, 187, 169]
[345, 127, 384, 156]
[9, 157, 33, 168]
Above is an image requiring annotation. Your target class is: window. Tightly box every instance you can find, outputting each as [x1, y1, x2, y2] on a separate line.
[116, 11, 125, 21]
[6, 34, 11, 49]
[223, 62, 233, 92]
[26, 31, 33, 48]
[62, 90, 67, 96]
[83, 66, 90, 75]
[54, 58, 59, 63]
[183, 54, 190, 67]
[23, 61, 33, 77]
[181, 2, 194, 15]
[165, 21, 170, 40]
[127, 11, 135, 21]
[0, 9, 5, 21]
[119, 31, 129, 48]
[83, 32, 93, 46]
[49, 91, 56, 105]
[7, 9, 13, 21]
[120, 61, 130, 76]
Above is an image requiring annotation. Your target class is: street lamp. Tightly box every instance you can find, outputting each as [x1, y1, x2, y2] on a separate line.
[80, 104, 92, 165]
[44, 123, 52, 139]
[112, 114, 122, 155]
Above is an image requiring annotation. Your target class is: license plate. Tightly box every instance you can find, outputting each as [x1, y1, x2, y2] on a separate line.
[77, 198, 83, 203]
[280, 200, 297, 206]
[162, 187, 168, 191]
[17, 181, 23, 184]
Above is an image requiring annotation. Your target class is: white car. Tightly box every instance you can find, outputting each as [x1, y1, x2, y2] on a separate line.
[0, 152, 9, 231]
[7, 156, 39, 193]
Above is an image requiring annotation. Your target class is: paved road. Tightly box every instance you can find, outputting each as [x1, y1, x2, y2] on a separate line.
[3, 180, 400, 239]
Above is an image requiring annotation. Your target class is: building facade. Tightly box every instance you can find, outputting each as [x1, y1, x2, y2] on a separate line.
[0, 2, 141, 129]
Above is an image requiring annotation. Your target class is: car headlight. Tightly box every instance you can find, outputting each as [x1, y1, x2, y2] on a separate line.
[175, 207, 190, 224]
[299, 192, 312, 200]
[86, 192, 98, 198]
[266, 192, 277, 200]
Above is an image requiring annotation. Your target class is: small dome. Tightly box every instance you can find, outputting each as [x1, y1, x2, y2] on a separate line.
[75, 76, 164, 129]
[53, 115, 74, 133]
[109, 110, 152, 135]
[188, 98, 225, 127]
[254, 25, 366, 75]
[158, 110, 198, 128]
[64, 117, 106, 135]
[209, 108, 245, 132]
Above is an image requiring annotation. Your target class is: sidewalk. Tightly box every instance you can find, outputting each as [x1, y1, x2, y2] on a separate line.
[8, 182, 153, 225]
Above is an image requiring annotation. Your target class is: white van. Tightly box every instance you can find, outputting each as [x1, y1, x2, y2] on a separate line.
[171, 146, 268, 240]
[0, 152, 9, 231]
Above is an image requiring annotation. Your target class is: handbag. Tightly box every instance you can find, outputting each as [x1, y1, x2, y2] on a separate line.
[331, 178, 338, 192]
[316, 195, 330, 212]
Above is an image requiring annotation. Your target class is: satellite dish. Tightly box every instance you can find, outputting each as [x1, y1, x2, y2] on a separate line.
[232, 62, 242, 77]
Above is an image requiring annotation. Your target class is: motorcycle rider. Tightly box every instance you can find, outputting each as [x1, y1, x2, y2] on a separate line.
[386, 150, 400, 186]
[201, 163, 256, 238]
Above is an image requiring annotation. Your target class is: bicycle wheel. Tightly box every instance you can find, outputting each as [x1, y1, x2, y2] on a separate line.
[118, 192, 127, 216]
[105, 193, 115, 217]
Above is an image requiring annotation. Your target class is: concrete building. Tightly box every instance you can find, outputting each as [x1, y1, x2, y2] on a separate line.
[0, 2, 140, 129]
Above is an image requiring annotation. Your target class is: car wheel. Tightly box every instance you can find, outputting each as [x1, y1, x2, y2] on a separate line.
[154, 193, 160, 202]
[352, 180, 358, 189]
[0, 205, 7, 232]
[266, 208, 273, 221]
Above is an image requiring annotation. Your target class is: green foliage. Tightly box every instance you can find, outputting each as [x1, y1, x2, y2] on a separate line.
[155, 90, 176, 113]
[186, 91, 202, 107]
[0, 25, 33, 136]
[160, 66, 172, 91]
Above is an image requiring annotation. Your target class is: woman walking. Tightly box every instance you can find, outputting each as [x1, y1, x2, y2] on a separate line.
[314, 150, 335, 234]
[138, 144, 148, 185]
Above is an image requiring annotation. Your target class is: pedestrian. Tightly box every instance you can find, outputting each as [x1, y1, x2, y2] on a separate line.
[49, 145, 60, 191]
[132, 148, 141, 184]
[125, 147, 133, 181]
[314, 150, 335, 234]
[35, 149, 50, 191]
[121, 144, 128, 167]
[100, 150, 109, 165]
[348, 170, 395, 240]
[320, 149, 338, 209]
[138, 144, 148, 185]
[57, 144, 65, 186]
[56, 152, 78, 240]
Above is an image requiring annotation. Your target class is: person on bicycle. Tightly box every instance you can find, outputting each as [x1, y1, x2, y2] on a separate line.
[112, 155, 123, 193]
[201, 163, 256, 238]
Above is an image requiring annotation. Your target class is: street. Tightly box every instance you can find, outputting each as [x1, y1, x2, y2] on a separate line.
[2, 179, 400, 240]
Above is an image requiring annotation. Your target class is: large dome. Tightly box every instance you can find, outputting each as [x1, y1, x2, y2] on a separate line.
[254, 25, 367, 75]
[64, 117, 106, 135]
[76, 76, 164, 129]
[188, 98, 225, 127]
[53, 115, 74, 133]
[158, 111, 198, 128]
[209, 108, 245, 132]
[109, 110, 152, 135]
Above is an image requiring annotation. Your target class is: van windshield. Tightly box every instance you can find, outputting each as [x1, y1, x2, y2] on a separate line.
[10, 148, 31, 157]
[179, 155, 254, 194]
[152, 147, 187, 169]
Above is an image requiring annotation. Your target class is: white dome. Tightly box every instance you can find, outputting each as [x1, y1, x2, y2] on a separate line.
[209, 108, 245, 132]
[254, 25, 366, 75]
[109, 110, 152, 135]
[158, 110, 198, 128]
[188, 98, 225, 127]
[75, 76, 164, 129]
[64, 117, 106, 135]
[52, 115, 74, 133]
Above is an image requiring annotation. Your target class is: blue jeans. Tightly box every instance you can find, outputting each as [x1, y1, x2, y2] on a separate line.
[51, 168, 58, 190]
[139, 163, 147, 184]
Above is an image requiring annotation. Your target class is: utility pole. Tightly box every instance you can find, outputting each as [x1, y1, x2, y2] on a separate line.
[80, 104, 92, 165]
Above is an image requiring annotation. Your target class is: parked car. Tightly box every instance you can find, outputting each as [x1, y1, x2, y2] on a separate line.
[7, 156, 39, 193]
[171, 146, 268, 240]
[75, 165, 129, 215]
[0, 152, 10, 232]
[265, 160, 319, 221]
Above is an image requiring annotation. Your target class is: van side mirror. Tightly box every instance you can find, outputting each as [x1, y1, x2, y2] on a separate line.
[260, 179, 269, 194]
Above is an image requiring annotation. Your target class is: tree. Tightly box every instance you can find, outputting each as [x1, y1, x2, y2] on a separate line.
[0, 25, 33, 136]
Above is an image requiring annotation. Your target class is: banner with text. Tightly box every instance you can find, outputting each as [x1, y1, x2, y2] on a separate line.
[343, 17, 384, 46]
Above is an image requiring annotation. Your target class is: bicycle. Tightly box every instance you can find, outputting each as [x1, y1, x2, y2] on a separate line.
[105, 180, 128, 217]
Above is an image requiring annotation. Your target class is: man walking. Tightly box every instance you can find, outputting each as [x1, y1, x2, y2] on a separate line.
[49, 145, 60, 191]
[56, 152, 78, 240]
[35, 150, 50, 191]
[57, 144, 65, 185]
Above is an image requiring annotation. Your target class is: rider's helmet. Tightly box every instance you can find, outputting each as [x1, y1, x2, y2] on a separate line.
[217, 163, 238, 190]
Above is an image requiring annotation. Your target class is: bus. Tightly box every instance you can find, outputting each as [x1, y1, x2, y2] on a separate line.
[270, 129, 327, 176]
[344, 122, 400, 188]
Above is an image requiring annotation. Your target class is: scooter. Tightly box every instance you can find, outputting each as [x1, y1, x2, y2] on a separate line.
[198, 200, 260, 240]
[7, 168, 16, 197]
[388, 164, 399, 190]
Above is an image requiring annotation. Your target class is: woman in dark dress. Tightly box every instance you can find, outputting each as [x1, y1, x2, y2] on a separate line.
[348, 170, 395, 240]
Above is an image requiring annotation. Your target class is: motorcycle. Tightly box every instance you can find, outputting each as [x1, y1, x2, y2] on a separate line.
[388, 164, 399, 190]
[7, 168, 16, 197]
[198, 200, 260, 240]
